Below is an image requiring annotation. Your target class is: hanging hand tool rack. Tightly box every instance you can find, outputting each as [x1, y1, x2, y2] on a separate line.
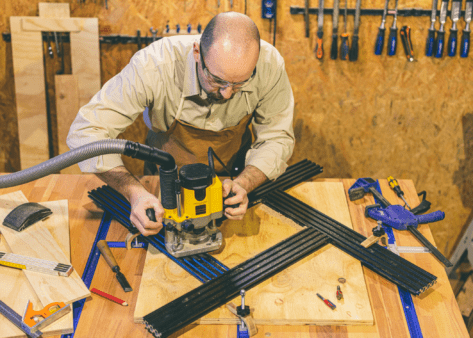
[290, 6, 464, 17]
[2, 31, 162, 45]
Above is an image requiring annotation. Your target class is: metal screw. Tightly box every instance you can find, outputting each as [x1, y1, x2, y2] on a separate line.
[240, 289, 245, 310]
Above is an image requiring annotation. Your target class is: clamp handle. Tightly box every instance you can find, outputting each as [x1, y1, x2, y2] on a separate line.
[416, 210, 445, 224]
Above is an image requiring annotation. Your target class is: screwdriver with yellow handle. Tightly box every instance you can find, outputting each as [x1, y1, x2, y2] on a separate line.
[387, 176, 411, 210]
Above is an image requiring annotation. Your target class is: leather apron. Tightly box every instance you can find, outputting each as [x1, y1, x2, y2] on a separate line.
[144, 96, 253, 175]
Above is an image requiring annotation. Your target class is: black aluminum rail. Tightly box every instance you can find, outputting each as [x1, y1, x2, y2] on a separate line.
[264, 190, 437, 295]
[143, 228, 330, 338]
[248, 159, 323, 207]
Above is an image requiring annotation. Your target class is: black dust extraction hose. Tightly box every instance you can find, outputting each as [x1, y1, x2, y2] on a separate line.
[0, 140, 177, 207]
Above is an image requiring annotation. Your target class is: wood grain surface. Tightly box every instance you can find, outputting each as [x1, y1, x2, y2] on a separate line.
[10, 16, 49, 170]
[0, 175, 467, 338]
[134, 181, 373, 326]
[0, 191, 91, 306]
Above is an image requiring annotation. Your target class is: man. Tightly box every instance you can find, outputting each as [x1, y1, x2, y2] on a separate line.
[67, 12, 294, 237]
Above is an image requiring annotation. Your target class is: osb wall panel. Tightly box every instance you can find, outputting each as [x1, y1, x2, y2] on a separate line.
[0, 0, 471, 258]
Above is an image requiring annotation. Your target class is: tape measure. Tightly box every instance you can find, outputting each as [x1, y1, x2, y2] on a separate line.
[0, 252, 73, 277]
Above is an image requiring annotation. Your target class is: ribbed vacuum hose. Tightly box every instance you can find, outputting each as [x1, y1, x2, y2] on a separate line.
[0, 139, 176, 189]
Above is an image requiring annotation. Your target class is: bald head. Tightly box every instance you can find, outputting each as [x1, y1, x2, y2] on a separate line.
[201, 12, 260, 56]
[199, 12, 260, 84]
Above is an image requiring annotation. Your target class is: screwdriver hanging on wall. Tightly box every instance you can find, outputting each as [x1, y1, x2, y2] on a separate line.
[447, 0, 462, 56]
[425, 0, 438, 56]
[435, 0, 450, 57]
[387, 0, 399, 56]
[314, 0, 325, 59]
[400, 26, 415, 61]
[349, 0, 362, 61]
[375, 0, 390, 55]
[331, 0, 340, 59]
[461, 0, 472, 57]
[340, 0, 350, 59]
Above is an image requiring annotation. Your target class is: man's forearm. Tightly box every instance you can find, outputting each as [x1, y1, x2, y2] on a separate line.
[234, 165, 267, 193]
[95, 166, 147, 201]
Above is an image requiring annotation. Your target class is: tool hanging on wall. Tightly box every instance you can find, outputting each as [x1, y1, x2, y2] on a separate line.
[375, 0, 390, 55]
[340, 0, 350, 59]
[425, 0, 438, 56]
[435, 0, 450, 57]
[447, 0, 462, 56]
[47, 32, 54, 58]
[314, 0, 325, 59]
[136, 30, 142, 50]
[400, 26, 414, 61]
[331, 0, 340, 59]
[387, 0, 399, 56]
[305, 0, 310, 37]
[150, 27, 158, 42]
[349, 0, 362, 61]
[461, 0, 472, 57]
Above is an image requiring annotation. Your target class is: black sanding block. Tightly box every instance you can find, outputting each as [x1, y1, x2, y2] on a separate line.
[2, 202, 52, 232]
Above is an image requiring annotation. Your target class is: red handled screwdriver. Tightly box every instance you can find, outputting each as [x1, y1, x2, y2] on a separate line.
[317, 293, 336, 310]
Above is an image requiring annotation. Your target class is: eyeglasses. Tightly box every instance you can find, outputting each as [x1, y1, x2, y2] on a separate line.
[200, 43, 256, 91]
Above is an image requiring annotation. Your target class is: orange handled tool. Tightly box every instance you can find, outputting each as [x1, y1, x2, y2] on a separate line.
[23, 300, 71, 332]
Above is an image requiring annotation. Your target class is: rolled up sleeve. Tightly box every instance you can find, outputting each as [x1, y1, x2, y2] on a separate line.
[245, 64, 295, 180]
[66, 51, 156, 173]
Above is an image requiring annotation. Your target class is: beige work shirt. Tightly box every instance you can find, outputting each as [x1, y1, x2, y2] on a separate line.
[67, 35, 295, 180]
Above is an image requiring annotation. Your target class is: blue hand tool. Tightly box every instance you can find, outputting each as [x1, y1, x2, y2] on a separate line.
[365, 204, 453, 267]
[348, 178, 391, 207]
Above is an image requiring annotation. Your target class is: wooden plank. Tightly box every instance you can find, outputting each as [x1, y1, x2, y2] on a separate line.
[38, 2, 70, 18]
[10, 17, 49, 170]
[55, 74, 81, 174]
[134, 182, 373, 326]
[70, 18, 101, 107]
[0, 191, 91, 306]
[379, 179, 469, 338]
[20, 17, 83, 32]
[0, 197, 74, 337]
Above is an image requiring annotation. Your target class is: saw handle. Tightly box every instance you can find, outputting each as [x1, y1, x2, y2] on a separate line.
[97, 240, 118, 270]
[416, 210, 445, 224]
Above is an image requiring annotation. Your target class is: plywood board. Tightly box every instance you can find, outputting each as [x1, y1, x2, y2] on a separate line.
[134, 182, 373, 326]
[70, 18, 101, 107]
[0, 196, 74, 337]
[38, 2, 70, 18]
[10, 17, 49, 170]
[55, 74, 81, 174]
[0, 191, 90, 306]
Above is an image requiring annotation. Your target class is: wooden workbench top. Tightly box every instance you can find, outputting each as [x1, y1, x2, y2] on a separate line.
[0, 174, 468, 338]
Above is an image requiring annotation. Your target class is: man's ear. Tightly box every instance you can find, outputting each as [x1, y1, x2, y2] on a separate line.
[192, 42, 200, 62]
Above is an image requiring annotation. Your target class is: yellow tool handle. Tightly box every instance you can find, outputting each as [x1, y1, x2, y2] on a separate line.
[97, 240, 118, 269]
[387, 176, 399, 189]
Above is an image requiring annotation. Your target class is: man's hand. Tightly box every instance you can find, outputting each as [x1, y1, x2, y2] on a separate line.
[222, 179, 248, 220]
[129, 191, 164, 236]
[95, 166, 163, 236]
[221, 165, 268, 220]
